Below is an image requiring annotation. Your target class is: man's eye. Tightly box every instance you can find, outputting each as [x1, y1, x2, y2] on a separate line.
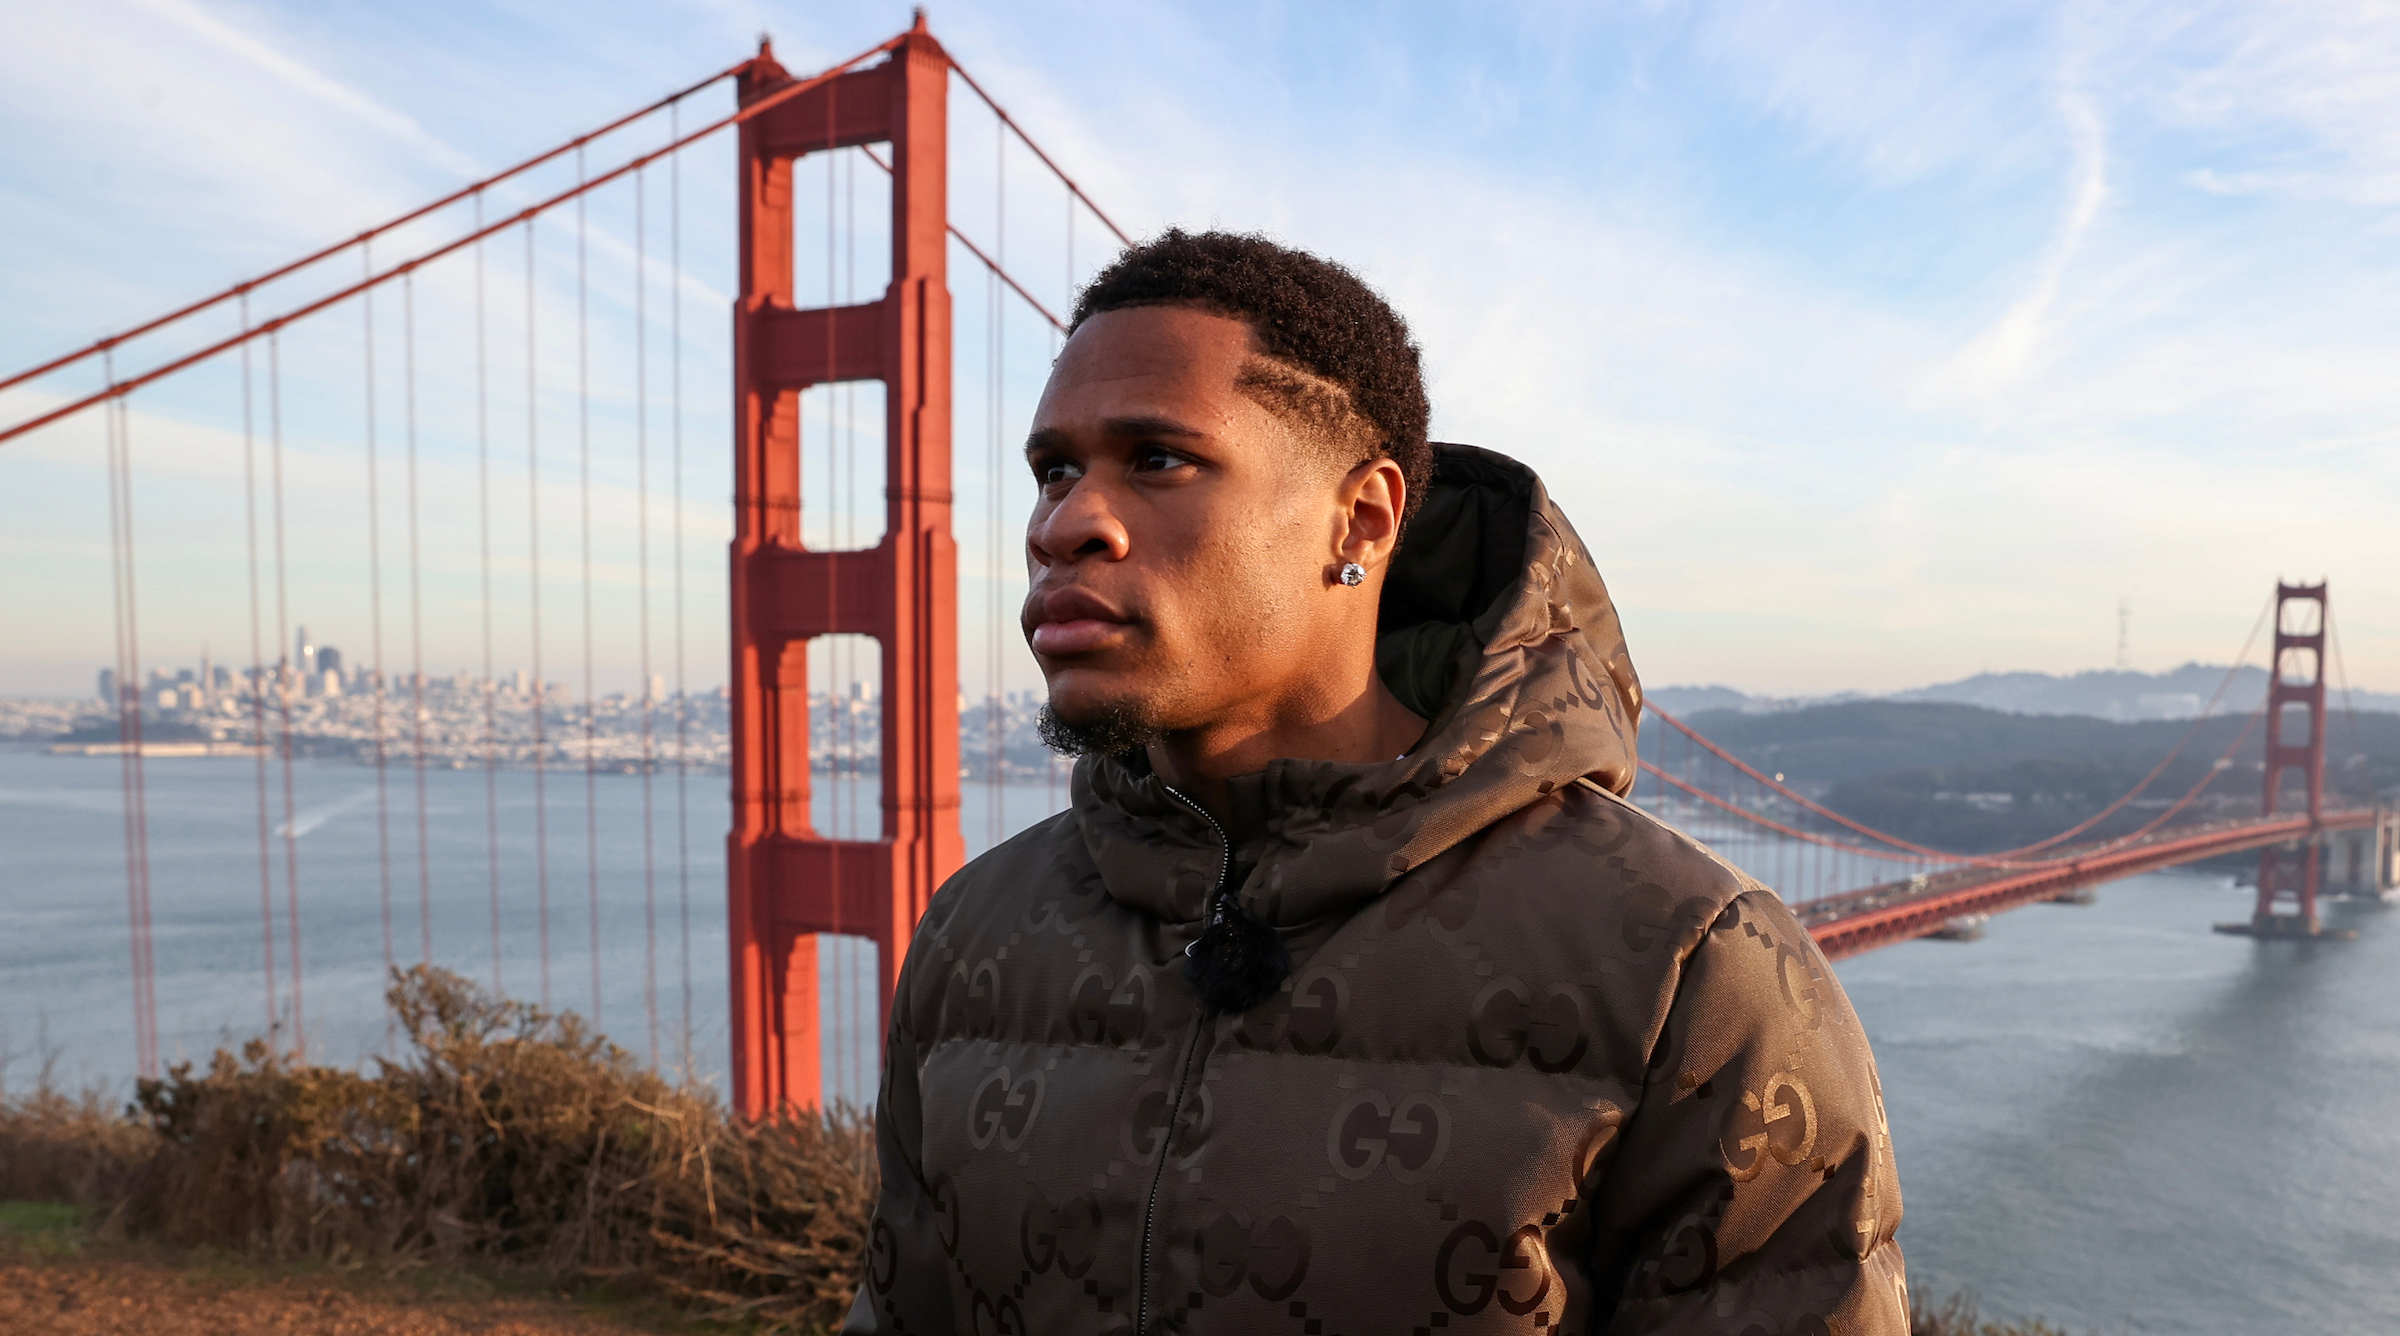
[1033, 457, 1082, 487]
[1133, 447, 1190, 473]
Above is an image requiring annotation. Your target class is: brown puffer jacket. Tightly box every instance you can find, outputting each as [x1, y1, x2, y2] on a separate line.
[845, 444, 1906, 1334]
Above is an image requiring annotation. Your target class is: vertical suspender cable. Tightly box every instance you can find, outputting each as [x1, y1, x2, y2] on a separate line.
[126, 390, 158, 1079]
[122, 389, 158, 1080]
[636, 165, 661, 1069]
[1812, 806, 1823, 899]
[2328, 607, 2364, 796]
[1790, 797, 1800, 897]
[669, 104, 694, 1072]
[101, 354, 158, 1080]
[577, 150, 603, 1026]
[1776, 781, 1789, 894]
[1766, 781, 1785, 897]
[478, 201, 505, 996]
[404, 273, 433, 966]
[363, 246, 396, 1019]
[239, 298, 281, 1038]
[987, 119, 1005, 851]
[268, 332, 306, 1062]
[119, 390, 157, 1080]
[527, 218, 553, 1010]
[1050, 181, 1069, 818]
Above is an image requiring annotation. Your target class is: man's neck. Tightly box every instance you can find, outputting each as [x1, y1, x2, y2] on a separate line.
[1146, 675, 1427, 819]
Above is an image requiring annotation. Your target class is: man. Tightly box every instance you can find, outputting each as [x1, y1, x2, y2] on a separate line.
[846, 230, 1905, 1333]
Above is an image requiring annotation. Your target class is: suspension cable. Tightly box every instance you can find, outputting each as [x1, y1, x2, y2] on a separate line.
[1643, 601, 2272, 864]
[1646, 702, 2270, 871]
[0, 62, 750, 399]
[944, 58, 1135, 246]
[1, 35, 910, 449]
[855, 144, 1073, 332]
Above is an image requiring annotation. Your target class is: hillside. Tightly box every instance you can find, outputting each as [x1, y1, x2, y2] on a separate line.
[1649, 664, 2400, 722]
[1642, 700, 2400, 852]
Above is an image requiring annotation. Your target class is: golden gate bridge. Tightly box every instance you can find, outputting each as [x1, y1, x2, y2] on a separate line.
[2, 18, 2393, 1115]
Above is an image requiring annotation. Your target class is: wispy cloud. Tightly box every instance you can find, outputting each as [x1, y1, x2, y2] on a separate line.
[2, 0, 2396, 696]
[1931, 91, 2108, 401]
[2144, 0, 2400, 209]
[130, 0, 481, 178]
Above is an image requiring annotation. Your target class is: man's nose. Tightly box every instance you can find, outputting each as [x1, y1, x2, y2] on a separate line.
[1028, 483, 1131, 568]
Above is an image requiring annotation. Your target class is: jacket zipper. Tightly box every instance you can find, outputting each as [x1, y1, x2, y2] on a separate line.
[1136, 784, 1230, 1336]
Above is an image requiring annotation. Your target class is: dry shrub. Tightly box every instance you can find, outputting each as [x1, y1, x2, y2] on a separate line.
[0, 1083, 155, 1214]
[5, 966, 875, 1332]
[1914, 1290, 2083, 1336]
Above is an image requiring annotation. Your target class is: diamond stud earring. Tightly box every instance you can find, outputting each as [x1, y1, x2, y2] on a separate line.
[1339, 562, 1366, 587]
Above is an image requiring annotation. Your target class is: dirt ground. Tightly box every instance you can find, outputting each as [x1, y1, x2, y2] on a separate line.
[0, 1249, 707, 1336]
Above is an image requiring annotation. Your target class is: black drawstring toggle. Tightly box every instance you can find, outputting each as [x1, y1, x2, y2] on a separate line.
[1181, 891, 1290, 1014]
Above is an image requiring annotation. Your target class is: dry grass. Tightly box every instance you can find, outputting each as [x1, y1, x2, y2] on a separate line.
[0, 967, 875, 1333]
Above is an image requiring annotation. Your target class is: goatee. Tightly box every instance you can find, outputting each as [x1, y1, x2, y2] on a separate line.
[1037, 701, 1165, 757]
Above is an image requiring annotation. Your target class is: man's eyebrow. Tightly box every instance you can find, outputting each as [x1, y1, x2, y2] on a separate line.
[1100, 414, 1205, 440]
[1024, 415, 1208, 458]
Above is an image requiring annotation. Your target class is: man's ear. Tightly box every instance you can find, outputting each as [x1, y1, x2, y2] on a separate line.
[1336, 456, 1406, 571]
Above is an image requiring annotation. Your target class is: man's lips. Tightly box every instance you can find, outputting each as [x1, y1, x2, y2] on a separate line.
[1025, 586, 1136, 657]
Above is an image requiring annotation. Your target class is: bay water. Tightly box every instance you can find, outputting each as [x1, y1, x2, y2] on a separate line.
[3, 742, 2394, 1331]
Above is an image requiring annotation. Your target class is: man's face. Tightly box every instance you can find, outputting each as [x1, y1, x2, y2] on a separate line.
[1021, 305, 1353, 746]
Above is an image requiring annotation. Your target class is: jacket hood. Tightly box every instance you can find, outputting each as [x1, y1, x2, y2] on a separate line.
[1074, 442, 1643, 927]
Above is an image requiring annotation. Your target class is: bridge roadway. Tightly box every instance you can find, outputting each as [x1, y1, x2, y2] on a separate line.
[1799, 808, 2393, 960]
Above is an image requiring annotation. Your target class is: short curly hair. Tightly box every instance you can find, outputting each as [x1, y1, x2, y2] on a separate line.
[1069, 229, 1433, 526]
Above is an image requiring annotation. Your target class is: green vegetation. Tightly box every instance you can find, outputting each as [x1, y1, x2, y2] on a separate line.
[0, 1198, 90, 1254]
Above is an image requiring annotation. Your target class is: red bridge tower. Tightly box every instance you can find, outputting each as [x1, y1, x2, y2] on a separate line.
[727, 23, 962, 1115]
[2249, 581, 2329, 936]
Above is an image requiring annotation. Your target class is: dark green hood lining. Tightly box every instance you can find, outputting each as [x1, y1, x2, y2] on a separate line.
[1375, 443, 1535, 721]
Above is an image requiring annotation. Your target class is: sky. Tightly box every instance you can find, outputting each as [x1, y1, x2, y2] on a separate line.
[1, 0, 2395, 701]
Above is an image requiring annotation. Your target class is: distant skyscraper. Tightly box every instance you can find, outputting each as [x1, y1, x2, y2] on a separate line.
[318, 646, 344, 680]
[296, 625, 314, 677]
[97, 668, 116, 704]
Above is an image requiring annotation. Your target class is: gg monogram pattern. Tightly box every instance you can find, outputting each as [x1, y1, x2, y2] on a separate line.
[844, 446, 1906, 1334]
